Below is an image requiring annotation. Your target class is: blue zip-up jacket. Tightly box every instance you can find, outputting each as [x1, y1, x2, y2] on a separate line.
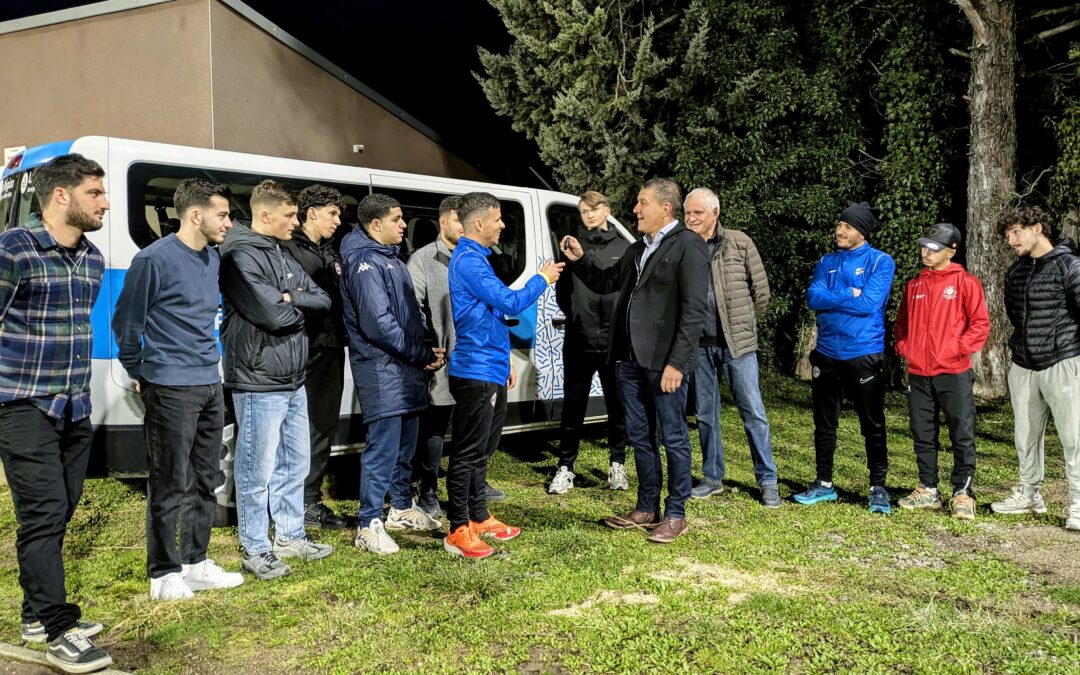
[448, 236, 549, 385]
[807, 241, 895, 360]
[340, 227, 435, 424]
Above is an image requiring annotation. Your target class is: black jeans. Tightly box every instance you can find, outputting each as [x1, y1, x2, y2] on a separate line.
[0, 401, 92, 642]
[303, 347, 345, 505]
[141, 382, 224, 579]
[413, 403, 453, 495]
[557, 348, 627, 470]
[810, 350, 889, 486]
[908, 371, 977, 495]
[447, 377, 506, 531]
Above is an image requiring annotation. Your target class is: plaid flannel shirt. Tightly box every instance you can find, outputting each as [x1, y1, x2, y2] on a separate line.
[0, 213, 103, 420]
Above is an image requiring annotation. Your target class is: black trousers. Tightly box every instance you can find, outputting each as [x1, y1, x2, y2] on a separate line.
[557, 348, 627, 470]
[447, 377, 506, 531]
[810, 350, 889, 486]
[908, 371, 977, 495]
[303, 347, 345, 505]
[142, 382, 224, 579]
[413, 403, 453, 494]
[0, 401, 92, 642]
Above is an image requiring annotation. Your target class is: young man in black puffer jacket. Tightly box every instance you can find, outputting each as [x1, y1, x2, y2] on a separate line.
[281, 185, 349, 530]
[991, 205, 1080, 533]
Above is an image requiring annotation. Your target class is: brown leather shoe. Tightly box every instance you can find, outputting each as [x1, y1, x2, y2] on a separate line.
[646, 517, 688, 544]
[601, 510, 660, 530]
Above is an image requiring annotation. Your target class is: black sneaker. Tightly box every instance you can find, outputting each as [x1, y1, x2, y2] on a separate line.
[47, 628, 113, 673]
[761, 484, 781, 508]
[483, 483, 506, 502]
[22, 619, 102, 643]
[304, 502, 348, 530]
[416, 489, 443, 519]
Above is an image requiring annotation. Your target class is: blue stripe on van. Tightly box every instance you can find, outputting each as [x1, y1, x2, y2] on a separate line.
[2, 140, 75, 179]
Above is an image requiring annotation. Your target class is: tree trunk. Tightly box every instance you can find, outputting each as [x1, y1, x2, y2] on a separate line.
[957, 0, 1017, 399]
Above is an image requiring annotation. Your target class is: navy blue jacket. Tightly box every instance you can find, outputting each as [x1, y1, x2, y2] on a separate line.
[340, 227, 435, 423]
[807, 241, 895, 360]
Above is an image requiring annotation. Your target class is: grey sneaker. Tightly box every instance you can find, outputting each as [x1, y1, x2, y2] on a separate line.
[608, 462, 629, 490]
[273, 534, 334, 561]
[242, 550, 291, 580]
[990, 487, 1047, 515]
[761, 484, 781, 508]
[22, 619, 102, 644]
[691, 477, 723, 499]
[386, 502, 442, 531]
[47, 628, 113, 674]
[898, 486, 943, 510]
[548, 466, 575, 494]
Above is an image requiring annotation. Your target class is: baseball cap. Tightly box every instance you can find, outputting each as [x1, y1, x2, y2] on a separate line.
[917, 223, 961, 251]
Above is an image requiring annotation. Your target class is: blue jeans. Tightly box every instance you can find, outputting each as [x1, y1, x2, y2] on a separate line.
[360, 413, 420, 528]
[694, 346, 778, 486]
[618, 360, 692, 519]
[233, 389, 310, 554]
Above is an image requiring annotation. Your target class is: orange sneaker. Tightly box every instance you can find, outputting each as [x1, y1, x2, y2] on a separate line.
[444, 524, 494, 559]
[470, 515, 521, 541]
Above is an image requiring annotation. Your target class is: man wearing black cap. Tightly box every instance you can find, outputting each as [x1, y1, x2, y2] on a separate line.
[796, 202, 896, 514]
[895, 224, 989, 520]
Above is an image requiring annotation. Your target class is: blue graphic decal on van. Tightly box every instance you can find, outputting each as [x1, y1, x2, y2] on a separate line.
[2, 140, 74, 179]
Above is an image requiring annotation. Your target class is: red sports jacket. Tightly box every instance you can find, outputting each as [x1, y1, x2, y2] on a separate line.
[895, 262, 990, 376]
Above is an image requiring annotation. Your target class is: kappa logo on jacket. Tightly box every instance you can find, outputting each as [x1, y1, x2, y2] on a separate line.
[356, 262, 373, 272]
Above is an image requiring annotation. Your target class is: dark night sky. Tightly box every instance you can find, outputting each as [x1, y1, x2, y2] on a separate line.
[0, 0, 548, 186]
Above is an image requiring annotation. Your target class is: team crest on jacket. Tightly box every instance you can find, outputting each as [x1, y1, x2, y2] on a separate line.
[943, 285, 957, 300]
[334, 261, 342, 275]
[855, 267, 865, 276]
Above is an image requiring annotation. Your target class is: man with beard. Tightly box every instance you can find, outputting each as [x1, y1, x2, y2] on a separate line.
[114, 179, 244, 601]
[0, 154, 113, 673]
[280, 185, 349, 530]
[407, 195, 463, 518]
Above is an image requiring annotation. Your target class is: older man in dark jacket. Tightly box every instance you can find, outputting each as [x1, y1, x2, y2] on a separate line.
[991, 205, 1080, 532]
[561, 178, 710, 544]
[341, 194, 444, 555]
[220, 180, 334, 581]
[549, 190, 630, 495]
[280, 184, 348, 530]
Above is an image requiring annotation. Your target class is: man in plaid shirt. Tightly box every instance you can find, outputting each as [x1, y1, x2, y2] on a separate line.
[0, 154, 113, 674]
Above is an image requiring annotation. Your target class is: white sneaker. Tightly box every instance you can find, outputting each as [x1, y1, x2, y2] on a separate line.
[608, 462, 629, 490]
[548, 466, 575, 494]
[990, 486, 1047, 515]
[182, 558, 244, 591]
[1066, 516, 1080, 532]
[386, 502, 442, 531]
[150, 572, 194, 601]
[354, 518, 400, 555]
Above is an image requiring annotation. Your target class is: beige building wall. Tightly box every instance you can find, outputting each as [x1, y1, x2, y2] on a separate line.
[208, 3, 483, 180]
[0, 0, 213, 151]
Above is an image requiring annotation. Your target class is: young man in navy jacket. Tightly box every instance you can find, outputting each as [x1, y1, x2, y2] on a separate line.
[341, 194, 445, 555]
[444, 192, 564, 558]
[895, 224, 989, 520]
[796, 202, 896, 514]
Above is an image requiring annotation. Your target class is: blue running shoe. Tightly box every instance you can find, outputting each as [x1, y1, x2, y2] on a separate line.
[869, 486, 892, 515]
[793, 480, 838, 505]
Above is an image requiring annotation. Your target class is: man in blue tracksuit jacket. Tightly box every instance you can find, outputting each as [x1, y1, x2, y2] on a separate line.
[442, 191, 564, 559]
[795, 202, 896, 514]
[341, 194, 445, 555]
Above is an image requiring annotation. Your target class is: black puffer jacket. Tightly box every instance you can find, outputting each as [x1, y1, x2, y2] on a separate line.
[220, 223, 332, 391]
[556, 225, 631, 352]
[280, 228, 345, 350]
[1004, 239, 1080, 371]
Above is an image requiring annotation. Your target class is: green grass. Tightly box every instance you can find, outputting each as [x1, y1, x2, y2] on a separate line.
[2, 375, 1079, 673]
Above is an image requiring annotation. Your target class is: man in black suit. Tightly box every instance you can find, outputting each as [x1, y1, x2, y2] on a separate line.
[560, 178, 709, 543]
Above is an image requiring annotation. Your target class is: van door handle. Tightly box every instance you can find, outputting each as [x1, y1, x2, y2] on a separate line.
[551, 318, 566, 330]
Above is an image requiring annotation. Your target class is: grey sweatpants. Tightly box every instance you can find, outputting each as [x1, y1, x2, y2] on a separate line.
[1008, 356, 1080, 518]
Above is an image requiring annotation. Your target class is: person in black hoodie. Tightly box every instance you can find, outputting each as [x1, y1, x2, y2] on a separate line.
[280, 185, 348, 530]
[220, 180, 334, 580]
[549, 191, 630, 495]
[991, 205, 1080, 532]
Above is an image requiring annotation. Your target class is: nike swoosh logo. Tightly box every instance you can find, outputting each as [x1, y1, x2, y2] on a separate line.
[859, 376, 874, 384]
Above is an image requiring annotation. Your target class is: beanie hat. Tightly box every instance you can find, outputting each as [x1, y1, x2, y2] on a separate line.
[839, 202, 881, 238]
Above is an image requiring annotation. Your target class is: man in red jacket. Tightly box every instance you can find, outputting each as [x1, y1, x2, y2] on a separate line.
[895, 223, 990, 519]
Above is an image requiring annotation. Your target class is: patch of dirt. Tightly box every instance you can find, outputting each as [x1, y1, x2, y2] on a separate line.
[648, 558, 805, 604]
[548, 590, 661, 617]
[930, 520, 1080, 583]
